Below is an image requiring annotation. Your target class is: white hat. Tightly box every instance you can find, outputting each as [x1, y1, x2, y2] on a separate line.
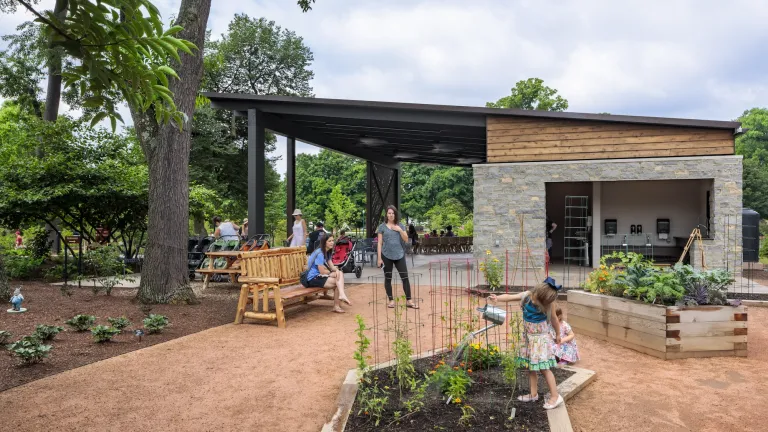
[292, 209, 302, 216]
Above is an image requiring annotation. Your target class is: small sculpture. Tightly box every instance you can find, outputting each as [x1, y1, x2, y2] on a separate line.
[8, 286, 26, 313]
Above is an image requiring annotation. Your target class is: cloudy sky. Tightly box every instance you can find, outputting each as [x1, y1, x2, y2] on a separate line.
[2, 0, 767, 175]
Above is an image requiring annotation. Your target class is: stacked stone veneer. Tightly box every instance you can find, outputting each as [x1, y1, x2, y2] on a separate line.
[473, 156, 743, 271]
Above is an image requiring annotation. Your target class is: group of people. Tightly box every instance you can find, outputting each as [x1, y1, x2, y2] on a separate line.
[489, 277, 580, 411]
[284, 206, 416, 313]
[422, 225, 455, 239]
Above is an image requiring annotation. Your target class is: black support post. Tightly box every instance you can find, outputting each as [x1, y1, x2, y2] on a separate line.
[366, 161, 373, 238]
[248, 109, 265, 236]
[286, 136, 296, 238]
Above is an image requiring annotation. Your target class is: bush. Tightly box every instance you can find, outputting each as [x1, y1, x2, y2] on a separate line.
[87, 244, 125, 295]
[91, 325, 121, 343]
[65, 314, 97, 332]
[0, 253, 9, 300]
[107, 316, 131, 332]
[26, 225, 53, 261]
[7, 335, 52, 364]
[430, 363, 473, 404]
[2, 255, 44, 279]
[0, 330, 11, 345]
[33, 325, 64, 341]
[143, 314, 169, 334]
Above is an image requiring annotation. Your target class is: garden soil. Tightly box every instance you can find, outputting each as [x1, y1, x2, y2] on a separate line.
[1, 281, 767, 432]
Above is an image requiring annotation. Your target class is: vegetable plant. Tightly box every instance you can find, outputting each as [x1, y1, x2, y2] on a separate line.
[66, 314, 97, 332]
[143, 314, 169, 334]
[91, 325, 121, 343]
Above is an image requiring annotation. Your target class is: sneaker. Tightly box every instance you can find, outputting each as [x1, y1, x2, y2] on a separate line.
[543, 394, 564, 410]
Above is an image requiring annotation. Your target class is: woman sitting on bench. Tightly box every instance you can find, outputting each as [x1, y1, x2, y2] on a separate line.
[305, 234, 352, 313]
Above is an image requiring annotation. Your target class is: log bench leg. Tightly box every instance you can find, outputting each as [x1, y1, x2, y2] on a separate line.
[274, 286, 286, 329]
[234, 284, 250, 324]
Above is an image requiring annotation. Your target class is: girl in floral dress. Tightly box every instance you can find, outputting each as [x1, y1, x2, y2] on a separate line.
[489, 277, 564, 410]
[552, 307, 580, 365]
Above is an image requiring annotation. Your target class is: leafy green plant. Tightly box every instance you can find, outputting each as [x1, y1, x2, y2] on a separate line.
[392, 297, 416, 396]
[7, 335, 52, 364]
[88, 245, 125, 295]
[464, 342, 502, 370]
[66, 314, 97, 332]
[356, 382, 389, 427]
[673, 264, 734, 306]
[0, 330, 12, 345]
[353, 314, 371, 372]
[143, 314, 169, 334]
[107, 316, 132, 332]
[26, 226, 53, 261]
[91, 325, 121, 343]
[458, 404, 476, 427]
[2, 255, 44, 279]
[0, 252, 10, 300]
[479, 250, 503, 290]
[626, 270, 684, 304]
[403, 378, 429, 414]
[33, 325, 64, 341]
[431, 363, 473, 403]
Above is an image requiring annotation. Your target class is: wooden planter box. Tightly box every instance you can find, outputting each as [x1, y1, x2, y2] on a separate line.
[567, 290, 748, 360]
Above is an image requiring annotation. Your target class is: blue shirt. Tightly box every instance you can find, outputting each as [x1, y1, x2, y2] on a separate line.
[307, 250, 326, 281]
[522, 295, 548, 323]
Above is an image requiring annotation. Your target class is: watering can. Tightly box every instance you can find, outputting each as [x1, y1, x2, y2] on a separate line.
[449, 303, 508, 366]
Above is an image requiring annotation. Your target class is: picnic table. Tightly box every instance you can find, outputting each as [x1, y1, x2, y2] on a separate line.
[198, 250, 243, 290]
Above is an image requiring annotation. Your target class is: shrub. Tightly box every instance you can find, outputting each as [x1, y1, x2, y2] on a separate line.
[33, 325, 64, 341]
[0, 330, 11, 345]
[91, 325, 121, 343]
[7, 335, 52, 364]
[66, 314, 97, 332]
[107, 316, 131, 332]
[26, 226, 53, 261]
[0, 252, 9, 300]
[87, 245, 125, 295]
[3, 255, 44, 279]
[430, 363, 473, 403]
[143, 314, 169, 334]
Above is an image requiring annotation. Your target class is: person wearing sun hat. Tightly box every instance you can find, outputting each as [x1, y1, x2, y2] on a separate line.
[240, 218, 249, 241]
[286, 209, 307, 248]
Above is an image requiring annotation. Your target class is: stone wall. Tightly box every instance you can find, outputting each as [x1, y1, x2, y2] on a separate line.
[473, 156, 743, 271]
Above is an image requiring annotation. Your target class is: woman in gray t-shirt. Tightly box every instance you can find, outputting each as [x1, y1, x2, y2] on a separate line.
[377, 205, 417, 309]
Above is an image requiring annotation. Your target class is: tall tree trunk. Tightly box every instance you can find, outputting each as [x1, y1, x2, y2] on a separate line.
[133, 0, 211, 304]
[42, 0, 68, 123]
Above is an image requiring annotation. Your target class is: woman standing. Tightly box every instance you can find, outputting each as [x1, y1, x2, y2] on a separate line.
[287, 209, 307, 248]
[377, 206, 418, 309]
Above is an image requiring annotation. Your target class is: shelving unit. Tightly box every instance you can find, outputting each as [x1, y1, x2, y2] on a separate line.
[564, 196, 590, 267]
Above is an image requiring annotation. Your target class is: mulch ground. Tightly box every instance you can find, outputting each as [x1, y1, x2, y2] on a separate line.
[0, 281, 238, 391]
[347, 353, 574, 432]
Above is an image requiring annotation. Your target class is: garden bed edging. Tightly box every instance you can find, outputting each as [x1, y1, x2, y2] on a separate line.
[321, 348, 596, 432]
[567, 290, 748, 360]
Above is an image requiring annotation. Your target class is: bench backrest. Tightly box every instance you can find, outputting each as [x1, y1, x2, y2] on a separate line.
[239, 246, 306, 286]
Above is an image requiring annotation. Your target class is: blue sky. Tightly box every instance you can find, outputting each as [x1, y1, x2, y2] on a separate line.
[2, 0, 767, 175]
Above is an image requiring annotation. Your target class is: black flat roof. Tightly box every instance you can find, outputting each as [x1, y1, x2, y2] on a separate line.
[203, 93, 741, 167]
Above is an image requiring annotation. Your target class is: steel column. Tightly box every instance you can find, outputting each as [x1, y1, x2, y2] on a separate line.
[248, 109, 265, 236]
[286, 136, 296, 238]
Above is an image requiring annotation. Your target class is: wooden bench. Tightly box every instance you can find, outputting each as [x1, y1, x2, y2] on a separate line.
[234, 247, 333, 328]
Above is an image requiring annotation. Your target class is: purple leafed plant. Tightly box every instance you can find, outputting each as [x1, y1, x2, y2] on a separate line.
[683, 283, 708, 306]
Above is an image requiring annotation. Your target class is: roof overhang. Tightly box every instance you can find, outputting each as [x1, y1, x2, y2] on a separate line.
[203, 93, 742, 168]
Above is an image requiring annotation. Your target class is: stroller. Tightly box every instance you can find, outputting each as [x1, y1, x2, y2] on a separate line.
[331, 235, 363, 278]
[198, 238, 241, 282]
[188, 236, 214, 280]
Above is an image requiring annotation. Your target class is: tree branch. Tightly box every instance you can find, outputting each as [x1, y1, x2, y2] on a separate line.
[16, 0, 75, 42]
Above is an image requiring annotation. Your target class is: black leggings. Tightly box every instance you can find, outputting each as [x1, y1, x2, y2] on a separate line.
[382, 256, 412, 300]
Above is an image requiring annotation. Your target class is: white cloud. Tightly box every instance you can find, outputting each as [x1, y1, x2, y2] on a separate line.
[3, 0, 768, 173]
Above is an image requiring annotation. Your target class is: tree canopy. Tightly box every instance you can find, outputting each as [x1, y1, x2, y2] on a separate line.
[736, 108, 768, 217]
[486, 78, 568, 111]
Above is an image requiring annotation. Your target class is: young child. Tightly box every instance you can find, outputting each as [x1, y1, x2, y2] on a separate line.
[552, 307, 580, 366]
[489, 277, 564, 410]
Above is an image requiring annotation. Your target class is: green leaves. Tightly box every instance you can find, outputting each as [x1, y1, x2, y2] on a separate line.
[486, 78, 569, 112]
[19, 1, 199, 130]
[736, 108, 768, 217]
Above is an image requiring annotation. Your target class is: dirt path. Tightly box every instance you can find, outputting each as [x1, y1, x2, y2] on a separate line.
[2, 284, 767, 432]
[568, 306, 768, 432]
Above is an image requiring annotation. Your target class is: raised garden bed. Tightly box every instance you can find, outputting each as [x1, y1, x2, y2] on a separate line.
[340, 351, 575, 432]
[568, 289, 748, 360]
